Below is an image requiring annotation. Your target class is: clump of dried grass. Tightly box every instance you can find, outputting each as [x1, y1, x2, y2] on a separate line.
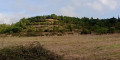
[0, 41, 63, 60]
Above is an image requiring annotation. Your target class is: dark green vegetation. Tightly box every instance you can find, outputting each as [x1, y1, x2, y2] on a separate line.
[0, 41, 63, 60]
[0, 14, 120, 36]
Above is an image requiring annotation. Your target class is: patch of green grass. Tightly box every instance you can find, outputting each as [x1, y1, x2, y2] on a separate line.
[0, 41, 63, 60]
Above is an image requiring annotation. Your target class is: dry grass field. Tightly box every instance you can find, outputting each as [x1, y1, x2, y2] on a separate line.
[0, 34, 120, 60]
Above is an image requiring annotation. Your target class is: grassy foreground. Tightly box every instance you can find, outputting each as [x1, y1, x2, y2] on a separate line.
[0, 34, 120, 60]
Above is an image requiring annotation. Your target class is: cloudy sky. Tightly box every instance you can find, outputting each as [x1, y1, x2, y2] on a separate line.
[0, 0, 120, 24]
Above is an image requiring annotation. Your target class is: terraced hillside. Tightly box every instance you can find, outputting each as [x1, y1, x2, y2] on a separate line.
[0, 14, 120, 36]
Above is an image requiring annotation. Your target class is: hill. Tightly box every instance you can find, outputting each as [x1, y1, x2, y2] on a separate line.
[0, 14, 120, 36]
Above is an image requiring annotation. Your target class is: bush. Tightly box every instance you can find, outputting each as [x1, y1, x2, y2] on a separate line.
[12, 27, 23, 33]
[0, 41, 63, 60]
[38, 28, 44, 32]
[27, 28, 36, 32]
[58, 29, 66, 33]
[81, 29, 91, 34]
[3, 26, 13, 33]
[108, 27, 115, 33]
[44, 29, 50, 32]
[96, 27, 108, 34]
[66, 25, 73, 32]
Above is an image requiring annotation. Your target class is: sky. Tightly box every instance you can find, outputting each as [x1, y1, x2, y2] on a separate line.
[0, 0, 120, 24]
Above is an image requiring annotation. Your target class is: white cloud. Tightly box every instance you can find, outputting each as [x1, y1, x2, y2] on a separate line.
[87, 1, 103, 11]
[0, 13, 29, 24]
[0, 13, 11, 24]
[59, 0, 118, 16]
[0, 0, 43, 24]
[70, 0, 81, 7]
[60, 6, 76, 16]
[13, 0, 43, 13]
[59, 0, 81, 16]
[87, 0, 118, 11]
[100, 0, 117, 10]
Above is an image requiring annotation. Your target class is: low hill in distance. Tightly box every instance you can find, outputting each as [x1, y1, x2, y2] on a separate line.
[0, 14, 120, 36]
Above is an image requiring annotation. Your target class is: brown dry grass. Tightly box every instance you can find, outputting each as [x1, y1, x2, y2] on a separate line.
[0, 34, 120, 60]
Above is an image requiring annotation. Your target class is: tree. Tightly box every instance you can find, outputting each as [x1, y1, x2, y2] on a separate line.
[51, 14, 57, 19]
